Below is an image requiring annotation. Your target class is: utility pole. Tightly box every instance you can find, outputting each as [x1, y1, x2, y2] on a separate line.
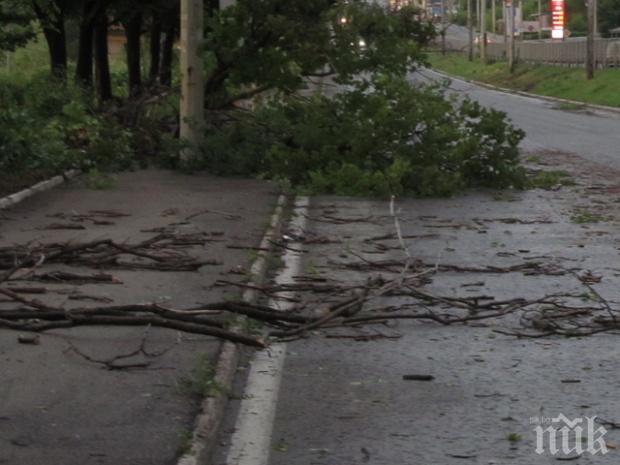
[468, 0, 474, 60]
[476, 0, 480, 35]
[594, 0, 598, 36]
[480, 0, 486, 62]
[503, 1, 507, 43]
[180, 0, 204, 160]
[586, 0, 595, 79]
[492, 0, 496, 34]
[441, 0, 446, 54]
[507, 0, 515, 72]
[537, 0, 542, 39]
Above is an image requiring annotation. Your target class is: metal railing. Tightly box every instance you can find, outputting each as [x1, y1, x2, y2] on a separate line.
[444, 37, 620, 68]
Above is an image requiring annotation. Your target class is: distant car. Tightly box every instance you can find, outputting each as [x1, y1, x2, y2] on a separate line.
[474, 35, 494, 45]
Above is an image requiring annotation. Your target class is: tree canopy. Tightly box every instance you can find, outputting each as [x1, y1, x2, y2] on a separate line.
[0, 0, 526, 197]
[196, 0, 525, 196]
[0, 0, 36, 51]
[599, 0, 620, 35]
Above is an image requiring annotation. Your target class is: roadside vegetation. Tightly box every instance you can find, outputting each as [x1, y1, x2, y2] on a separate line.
[192, 1, 527, 197]
[429, 52, 620, 108]
[0, 0, 528, 198]
[0, 0, 182, 195]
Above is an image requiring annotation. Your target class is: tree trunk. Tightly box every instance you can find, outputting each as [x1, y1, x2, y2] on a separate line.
[149, 14, 162, 84]
[32, 1, 68, 79]
[76, 1, 97, 87]
[209, 0, 220, 12]
[94, 7, 112, 101]
[124, 12, 143, 96]
[160, 25, 175, 87]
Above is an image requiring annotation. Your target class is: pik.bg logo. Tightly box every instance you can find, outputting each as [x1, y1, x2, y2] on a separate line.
[531, 414, 608, 456]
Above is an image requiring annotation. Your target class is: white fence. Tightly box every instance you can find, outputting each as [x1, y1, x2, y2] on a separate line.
[445, 37, 620, 68]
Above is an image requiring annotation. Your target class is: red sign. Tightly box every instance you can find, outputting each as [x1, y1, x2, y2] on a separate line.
[551, 0, 565, 39]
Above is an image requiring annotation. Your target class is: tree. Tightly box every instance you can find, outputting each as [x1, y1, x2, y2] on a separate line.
[202, 0, 434, 108]
[0, 0, 36, 51]
[30, 0, 68, 77]
[598, 0, 620, 35]
[194, 0, 526, 196]
[94, 2, 111, 100]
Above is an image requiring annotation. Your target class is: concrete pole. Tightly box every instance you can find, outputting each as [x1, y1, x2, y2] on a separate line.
[503, 1, 507, 42]
[537, 0, 542, 39]
[507, 1, 515, 72]
[180, 0, 205, 160]
[480, 0, 486, 62]
[594, 0, 598, 36]
[440, 0, 447, 54]
[586, 0, 595, 79]
[468, 0, 474, 60]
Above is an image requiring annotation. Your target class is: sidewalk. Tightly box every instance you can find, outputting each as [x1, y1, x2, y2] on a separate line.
[0, 170, 276, 465]
[214, 149, 620, 464]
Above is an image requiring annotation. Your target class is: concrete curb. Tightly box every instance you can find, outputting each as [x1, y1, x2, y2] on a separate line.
[177, 194, 289, 465]
[0, 169, 81, 211]
[429, 67, 620, 116]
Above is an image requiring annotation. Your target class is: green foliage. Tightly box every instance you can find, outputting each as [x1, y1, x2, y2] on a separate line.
[0, 0, 36, 51]
[528, 170, 575, 189]
[570, 208, 607, 224]
[192, 1, 526, 198]
[179, 354, 225, 398]
[203, 0, 435, 108]
[0, 106, 68, 174]
[0, 72, 136, 179]
[430, 52, 620, 108]
[81, 168, 116, 190]
[198, 75, 525, 197]
[176, 428, 194, 456]
[599, 0, 620, 35]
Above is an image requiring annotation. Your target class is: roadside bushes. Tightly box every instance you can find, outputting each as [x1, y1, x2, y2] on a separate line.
[0, 106, 68, 174]
[0, 72, 169, 180]
[197, 76, 526, 197]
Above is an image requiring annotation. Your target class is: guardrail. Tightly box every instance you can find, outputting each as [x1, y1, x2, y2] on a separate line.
[444, 37, 620, 68]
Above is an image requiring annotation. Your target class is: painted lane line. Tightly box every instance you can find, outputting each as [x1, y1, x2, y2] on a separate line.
[225, 197, 309, 465]
[177, 195, 288, 465]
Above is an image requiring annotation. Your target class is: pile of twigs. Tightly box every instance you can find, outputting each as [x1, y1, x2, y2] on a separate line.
[0, 223, 617, 348]
[0, 233, 221, 277]
[1, 262, 618, 348]
[212, 268, 620, 340]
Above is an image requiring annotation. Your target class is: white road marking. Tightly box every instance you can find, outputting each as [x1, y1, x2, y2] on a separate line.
[225, 197, 309, 465]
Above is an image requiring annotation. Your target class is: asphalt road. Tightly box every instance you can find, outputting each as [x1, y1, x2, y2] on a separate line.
[414, 67, 620, 169]
[217, 176, 620, 464]
[448, 24, 505, 43]
[0, 171, 276, 465]
[213, 78, 620, 465]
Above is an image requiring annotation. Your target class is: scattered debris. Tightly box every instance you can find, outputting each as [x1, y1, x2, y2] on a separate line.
[0, 233, 221, 275]
[42, 223, 86, 231]
[402, 374, 434, 381]
[185, 209, 242, 221]
[17, 334, 40, 345]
